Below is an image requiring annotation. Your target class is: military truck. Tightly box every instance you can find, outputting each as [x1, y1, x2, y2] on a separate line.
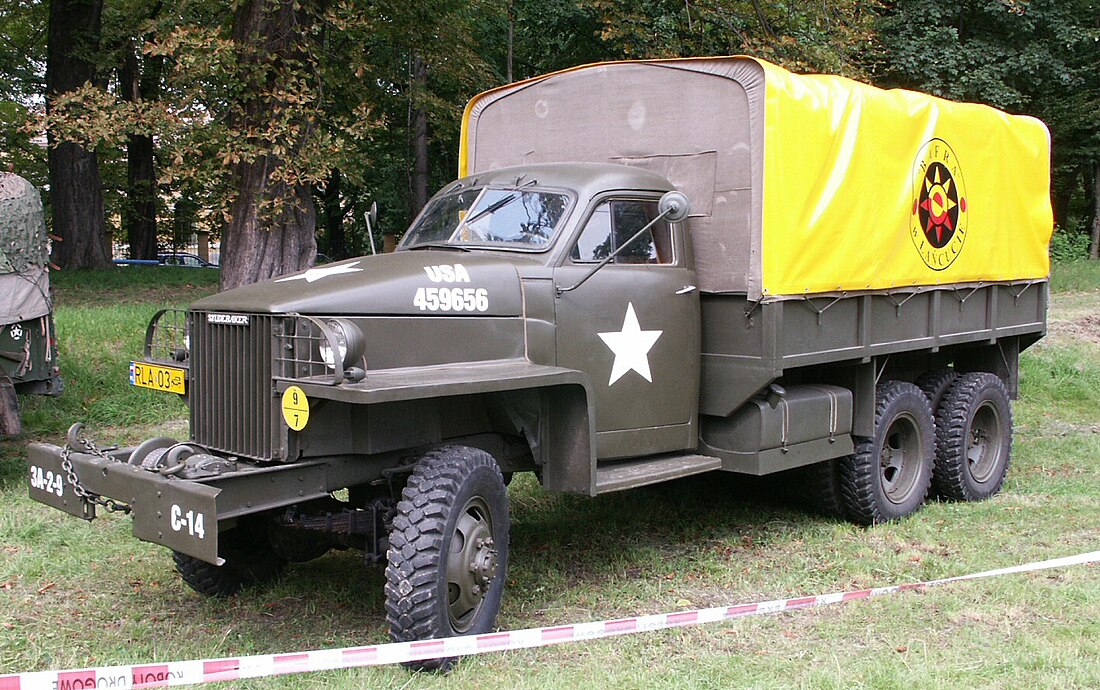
[28, 58, 1052, 668]
[1, 172, 61, 437]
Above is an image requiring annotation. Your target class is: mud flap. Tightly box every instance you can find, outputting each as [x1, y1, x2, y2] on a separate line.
[27, 443, 222, 564]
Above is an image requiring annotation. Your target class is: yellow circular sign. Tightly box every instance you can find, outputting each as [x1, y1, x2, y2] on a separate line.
[281, 385, 310, 431]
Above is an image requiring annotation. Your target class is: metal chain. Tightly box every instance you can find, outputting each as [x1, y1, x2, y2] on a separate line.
[61, 424, 132, 514]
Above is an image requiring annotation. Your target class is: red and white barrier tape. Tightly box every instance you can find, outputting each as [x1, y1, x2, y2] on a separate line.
[3, 549, 1097, 689]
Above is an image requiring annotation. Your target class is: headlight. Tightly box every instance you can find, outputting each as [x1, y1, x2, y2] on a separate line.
[318, 319, 364, 371]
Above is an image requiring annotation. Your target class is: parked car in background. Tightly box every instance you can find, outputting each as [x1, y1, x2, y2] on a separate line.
[159, 252, 218, 268]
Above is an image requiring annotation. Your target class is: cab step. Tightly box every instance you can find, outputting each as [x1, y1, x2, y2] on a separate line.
[594, 453, 722, 494]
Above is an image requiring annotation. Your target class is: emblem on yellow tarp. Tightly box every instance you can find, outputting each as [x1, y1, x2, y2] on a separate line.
[911, 138, 969, 271]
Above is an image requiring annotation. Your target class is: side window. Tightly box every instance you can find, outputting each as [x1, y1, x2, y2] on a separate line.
[570, 199, 674, 265]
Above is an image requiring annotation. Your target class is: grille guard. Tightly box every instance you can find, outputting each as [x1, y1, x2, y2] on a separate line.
[274, 314, 355, 386]
[144, 308, 190, 366]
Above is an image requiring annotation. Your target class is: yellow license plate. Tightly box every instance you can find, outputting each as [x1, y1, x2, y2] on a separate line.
[130, 361, 187, 394]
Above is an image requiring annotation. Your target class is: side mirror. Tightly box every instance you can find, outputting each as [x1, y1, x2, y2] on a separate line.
[658, 190, 690, 222]
[557, 189, 693, 296]
[365, 201, 379, 255]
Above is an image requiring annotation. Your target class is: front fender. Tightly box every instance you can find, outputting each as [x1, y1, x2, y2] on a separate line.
[280, 359, 597, 494]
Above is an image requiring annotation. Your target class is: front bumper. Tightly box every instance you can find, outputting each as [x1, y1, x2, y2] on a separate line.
[27, 442, 334, 565]
[28, 442, 222, 563]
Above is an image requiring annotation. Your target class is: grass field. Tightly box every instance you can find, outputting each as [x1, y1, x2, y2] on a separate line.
[1, 264, 1098, 688]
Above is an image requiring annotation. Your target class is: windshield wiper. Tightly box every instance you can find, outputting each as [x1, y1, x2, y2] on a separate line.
[405, 242, 472, 252]
[462, 179, 537, 225]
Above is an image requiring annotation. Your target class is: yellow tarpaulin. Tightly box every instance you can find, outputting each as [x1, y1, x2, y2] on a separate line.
[460, 57, 1053, 298]
[755, 60, 1052, 295]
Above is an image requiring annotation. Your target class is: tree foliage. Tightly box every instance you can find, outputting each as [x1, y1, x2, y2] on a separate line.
[4, 0, 1099, 283]
[876, 0, 1100, 253]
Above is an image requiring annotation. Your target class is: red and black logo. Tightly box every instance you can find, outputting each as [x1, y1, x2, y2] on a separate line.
[911, 139, 968, 270]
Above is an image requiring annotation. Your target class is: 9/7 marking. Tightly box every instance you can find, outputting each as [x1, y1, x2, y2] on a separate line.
[282, 385, 310, 431]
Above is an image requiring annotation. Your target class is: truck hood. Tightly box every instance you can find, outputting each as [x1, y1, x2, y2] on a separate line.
[193, 251, 531, 316]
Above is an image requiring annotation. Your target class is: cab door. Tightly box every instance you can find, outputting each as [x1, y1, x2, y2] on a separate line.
[554, 195, 700, 459]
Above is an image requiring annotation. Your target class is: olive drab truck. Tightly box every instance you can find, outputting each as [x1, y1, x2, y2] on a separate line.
[27, 57, 1052, 669]
[1, 172, 61, 438]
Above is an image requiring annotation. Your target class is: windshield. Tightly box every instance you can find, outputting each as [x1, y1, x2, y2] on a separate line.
[401, 186, 570, 250]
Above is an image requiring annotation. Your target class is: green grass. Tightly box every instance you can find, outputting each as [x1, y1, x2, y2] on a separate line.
[1, 266, 1099, 688]
[1051, 259, 1100, 293]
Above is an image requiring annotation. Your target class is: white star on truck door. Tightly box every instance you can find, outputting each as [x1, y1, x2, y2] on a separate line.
[598, 302, 663, 385]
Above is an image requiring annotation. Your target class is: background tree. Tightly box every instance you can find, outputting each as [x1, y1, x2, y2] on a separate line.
[15, 0, 1098, 286]
[875, 0, 1100, 259]
[110, 0, 164, 260]
[46, 0, 112, 269]
[0, 1, 49, 186]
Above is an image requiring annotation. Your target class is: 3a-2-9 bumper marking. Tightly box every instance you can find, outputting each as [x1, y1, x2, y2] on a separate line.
[26, 443, 221, 564]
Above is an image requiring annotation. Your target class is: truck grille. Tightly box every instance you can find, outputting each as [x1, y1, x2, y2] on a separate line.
[189, 311, 278, 461]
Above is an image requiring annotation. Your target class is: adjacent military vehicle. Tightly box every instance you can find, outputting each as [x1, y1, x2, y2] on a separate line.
[28, 58, 1051, 668]
[1, 172, 61, 437]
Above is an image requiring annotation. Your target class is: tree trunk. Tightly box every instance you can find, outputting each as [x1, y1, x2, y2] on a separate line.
[0, 377, 21, 439]
[1090, 162, 1099, 260]
[506, 1, 514, 82]
[46, 0, 111, 269]
[410, 54, 430, 217]
[219, 0, 317, 291]
[221, 168, 316, 290]
[323, 169, 347, 259]
[120, 43, 160, 261]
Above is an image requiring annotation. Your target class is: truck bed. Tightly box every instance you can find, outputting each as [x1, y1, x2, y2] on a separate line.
[699, 281, 1047, 419]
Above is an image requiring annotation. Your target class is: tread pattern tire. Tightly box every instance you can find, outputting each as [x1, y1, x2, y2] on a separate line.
[385, 446, 509, 672]
[933, 372, 1012, 501]
[172, 522, 287, 597]
[915, 368, 957, 411]
[797, 459, 845, 518]
[840, 381, 934, 526]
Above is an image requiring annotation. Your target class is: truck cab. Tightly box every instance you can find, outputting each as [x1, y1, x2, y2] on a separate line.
[396, 163, 702, 459]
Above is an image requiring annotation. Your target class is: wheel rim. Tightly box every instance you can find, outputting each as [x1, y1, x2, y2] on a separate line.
[967, 401, 1003, 483]
[446, 496, 499, 633]
[880, 412, 923, 504]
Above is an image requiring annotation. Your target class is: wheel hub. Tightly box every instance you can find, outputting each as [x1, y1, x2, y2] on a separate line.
[880, 412, 922, 504]
[447, 498, 498, 632]
[470, 536, 498, 589]
[967, 401, 1002, 483]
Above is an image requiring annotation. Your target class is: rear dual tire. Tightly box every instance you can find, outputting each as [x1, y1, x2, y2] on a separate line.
[932, 372, 1012, 501]
[840, 381, 935, 525]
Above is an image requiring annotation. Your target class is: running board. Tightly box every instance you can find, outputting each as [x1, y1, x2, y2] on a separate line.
[594, 454, 722, 494]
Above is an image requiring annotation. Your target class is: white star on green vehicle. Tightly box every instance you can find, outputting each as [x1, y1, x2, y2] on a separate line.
[598, 302, 663, 385]
[275, 261, 363, 283]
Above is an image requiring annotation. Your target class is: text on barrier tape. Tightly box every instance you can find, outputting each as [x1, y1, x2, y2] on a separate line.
[2, 549, 1097, 690]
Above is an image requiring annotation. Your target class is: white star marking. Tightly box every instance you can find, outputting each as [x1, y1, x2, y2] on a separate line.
[275, 261, 363, 283]
[598, 302, 663, 386]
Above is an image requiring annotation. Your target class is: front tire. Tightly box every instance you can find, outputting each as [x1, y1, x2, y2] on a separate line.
[933, 372, 1012, 501]
[840, 381, 934, 525]
[385, 446, 510, 672]
[172, 521, 287, 597]
[796, 459, 845, 518]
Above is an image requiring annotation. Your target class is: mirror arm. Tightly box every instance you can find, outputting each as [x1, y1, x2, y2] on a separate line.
[556, 208, 673, 296]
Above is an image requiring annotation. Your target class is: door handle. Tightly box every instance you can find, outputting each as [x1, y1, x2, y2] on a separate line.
[675, 285, 697, 295]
